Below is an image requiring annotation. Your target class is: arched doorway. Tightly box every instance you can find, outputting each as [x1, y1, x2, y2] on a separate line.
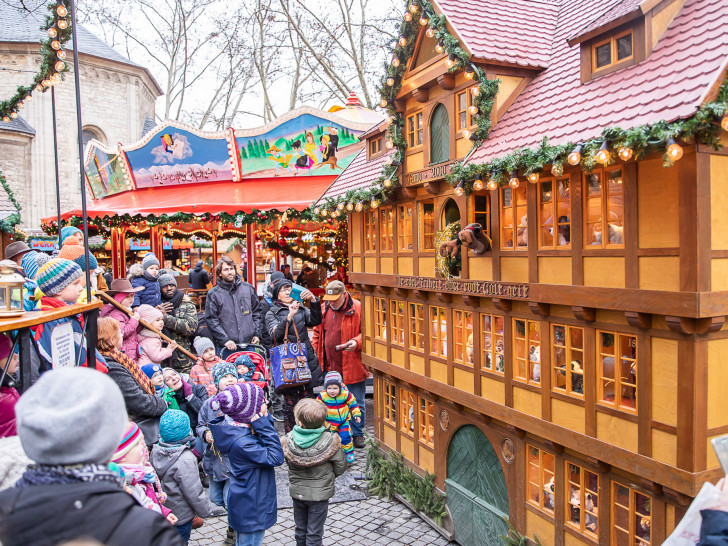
[446, 425, 509, 546]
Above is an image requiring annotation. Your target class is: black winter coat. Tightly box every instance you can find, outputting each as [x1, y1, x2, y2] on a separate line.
[105, 357, 168, 421]
[168, 381, 208, 430]
[266, 299, 323, 388]
[188, 264, 210, 290]
[700, 510, 728, 545]
[0, 481, 183, 546]
[205, 275, 263, 347]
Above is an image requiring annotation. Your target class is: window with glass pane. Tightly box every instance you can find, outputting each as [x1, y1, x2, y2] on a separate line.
[416, 112, 423, 145]
[592, 31, 633, 72]
[398, 204, 413, 250]
[552, 325, 584, 397]
[595, 42, 611, 68]
[419, 397, 434, 447]
[539, 178, 571, 248]
[453, 310, 473, 365]
[400, 389, 415, 436]
[514, 319, 541, 384]
[566, 462, 599, 538]
[585, 168, 624, 247]
[407, 112, 424, 148]
[383, 381, 397, 425]
[374, 297, 387, 341]
[370, 137, 382, 156]
[380, 207, 393, 252]
[599, 331, 637, 411]
[430, 104, 450, 165]
[481, 313, 505, 374]
[457, 91, 467, 130]
[429, 306, 447, 358]
[527, 445, 555, 513]
[617, 33, 632, 60]
[420, 201, 435, 251]
[390, 300, 405, 346]
[409, 303, 424, 350]
[501, 186, 528, 249]
[470, 193, 490, 236]
[364, 210, 377, 252]
[612, 482, 651, 545]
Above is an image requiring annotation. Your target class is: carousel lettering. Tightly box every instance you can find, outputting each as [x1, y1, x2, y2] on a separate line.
[396, 276, 529, 300]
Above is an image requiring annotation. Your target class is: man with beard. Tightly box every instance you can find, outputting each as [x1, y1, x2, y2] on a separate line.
[158, 273, 198, 373]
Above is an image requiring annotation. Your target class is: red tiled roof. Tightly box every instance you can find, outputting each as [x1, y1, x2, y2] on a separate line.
[466, 0, 728, 165]
[315, 149, 394, 203]
[569, 0, 643, 43]
[434, 0, 560, 69]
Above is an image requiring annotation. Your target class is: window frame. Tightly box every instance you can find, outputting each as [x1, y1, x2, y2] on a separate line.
[469, 192, 491, 238]
[481, 313, 505, 374]
[409, 302, 425, 351]
[390, 299, 405, 347]
[418, 397, 434, 448]
[370, 136, 383, 157]
[380, 206, 394, 253]
[527, 444, 555, 515]
[513, 318, 542, 386]
[429, 305, 447, 359]
[373, 297, 387, 342]
[364, 209, 377, 252]
[591, 29, 633, 73]
[500, 185, 529, 250]
[538, 177, 572, 249]
[456, 89, 476, 132]
[584, 166, 625, 249]
[419, 200, 436, 252]
[397, 204, 414, 251]
[399, 388, 416, 437]
[429, 103, 450, 165]
[597, 330, 637, 413]
[406, 111, 424, 149]
[611, 481, 652, 545]
[453, 309, 473, 366]
[551, 324, 585, 399]
[383, 380, 397, 426]
[566, 461, 600, 539]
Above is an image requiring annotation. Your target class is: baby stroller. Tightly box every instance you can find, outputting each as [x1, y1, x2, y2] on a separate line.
[224, 343, 271, 403]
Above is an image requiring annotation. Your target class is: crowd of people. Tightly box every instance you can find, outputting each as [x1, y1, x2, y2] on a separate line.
[0, 231, 368, 546]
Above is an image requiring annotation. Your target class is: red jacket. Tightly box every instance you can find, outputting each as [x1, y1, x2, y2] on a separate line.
[312, 297, 366, 385]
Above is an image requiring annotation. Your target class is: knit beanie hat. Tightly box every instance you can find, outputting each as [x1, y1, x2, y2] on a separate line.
[272, 279, 293, 301]
[15, 367, 127, 465]
[141, 363, 162, 379]
[35, 252, 51, 270]
[209, 382, 265, 424]
[58, 242, 98, 271]
[34, 258, 83, 297]
[212, 361, 238, 388]
[142, 252, 160, 271]
[324, 371, 342, 388]
[60, 226, 82, 245]
[235, 354, 255, 381]
[20, 250, 40, 280]
[137, 304, 163, 324]
[111, 421, 142, 463]
[159, 409, 192, 443]
[194, 335, 215, 357]
[158, 273, 177, 289]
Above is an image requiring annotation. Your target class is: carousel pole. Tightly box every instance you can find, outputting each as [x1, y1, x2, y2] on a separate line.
[68, 0, 97, 367]
[51, 87, 62, 250]
[246, 223, 257, 291]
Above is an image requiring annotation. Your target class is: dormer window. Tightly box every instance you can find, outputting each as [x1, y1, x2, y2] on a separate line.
[592, 30, 632, 72]
[370, 136, 382, 156]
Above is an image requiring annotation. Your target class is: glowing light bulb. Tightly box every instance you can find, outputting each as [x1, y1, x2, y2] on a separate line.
[379, 99, 388, 108]
[346, 203, 354, 211]
[398, 36, 407, 47]
[383, 178, 392, 187]
[35, 84, 42, 92]
[57, 19, 68, 29]
[57, 50, 66, 60]
[17, 102, 24, 109]
[446, 56, 456, 68]
[355, 203, 363, 212]
[51, 40, 61, 50]
[409, 3, 418, 13]
[471, 86, 480, 97]
[595, 141, 610, 165]
[551, 163, 564, 177]
[371, 199, 379, 209]
[386, 78, 394, 87]
[454, 184, 464, 196]
[426, 28, 435, 38]
[527, 172, 539, 183]
[420, 17, 429, 26]
[387, 116, 394, 125]
[666, 138, 683, 161]
[473, 179, 484, 191]
[392, 58, 400, 68]
[567, 144, 582, 166]
[57, 4, 68, 17]
[48, 27, 57, 38]
[2, 117, 9, 123]
[385, 140, 394, 149]
[314, 208, 320, 215]
[468, 105, 478, 116]
[487, 180, 498, 191]
[404, 12, 412, 21]
[10, 112, 17, 119]
[509, 171, 519, 188]
[55, 61, 65, 71]
[462, 130, 471, 139]
[618, 146, 633, 161]
[435, 43, 444, 54]
[721, 115, 728, 131]
[464, 68, 474, 80]
[337, 202, 345, 211]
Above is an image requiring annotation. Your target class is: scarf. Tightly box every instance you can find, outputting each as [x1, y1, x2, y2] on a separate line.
[117, 463, 156, 486]
[291, 425, 326, 449]
[143, 270, 158, 282]
[16, 463, 124, 489]
[161, 288, 184, 309]
[100, 348, 155, 395]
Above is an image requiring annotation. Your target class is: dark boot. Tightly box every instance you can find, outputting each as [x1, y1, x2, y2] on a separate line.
[353, 435, 366, 449]
[223, 525, 235, 545]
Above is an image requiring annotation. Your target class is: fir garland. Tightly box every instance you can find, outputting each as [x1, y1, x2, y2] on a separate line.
[0, 171, 22, 233]
[312, 0, 499, 219]
[0, 1, 71, 121]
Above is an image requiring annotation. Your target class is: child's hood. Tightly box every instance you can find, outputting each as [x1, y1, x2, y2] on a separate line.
[208, 416, 252, 455]
[282, 430, 341, 468]
[150, 443, 186, 476]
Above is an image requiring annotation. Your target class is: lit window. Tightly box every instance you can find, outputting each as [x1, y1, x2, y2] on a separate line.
[418, 397, 434, 447]
[514, 319, 541, 385]
[374, 297, 386, 341]
[380, 207, 393, 252]
[501, 186, 528, 249]
[592, 31, 633, 71]
[552, 325, 584, 398]
[370, 137, 382, 156]
[398, 204, 413, 251]
[420, 201, 435, 251]
[527, 445, 555, 514]
[407, 111, 423, 148]
[585, 168, 624, 248]
[470, 193, 490, 237]
[429, 306, 447, 359]
[364, 210, 377, 252]
[612, 482, 651, 545]
[390, 300, 405, 346]
[453, 310, 473, 365]
[539, 178, 571, 248]
[566, 462, 599, 538]
[481, 313, 505, 374]
[383, 381, 397, 425]
[409, 303, 424, 351]
[598, 331, 637, 411]
[400, 389, 415, 436]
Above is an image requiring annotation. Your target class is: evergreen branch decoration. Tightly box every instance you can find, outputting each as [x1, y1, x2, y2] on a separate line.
[0, 1, 72, 121]
[0, 171, 22, 233]
[500, 519, 542, 546]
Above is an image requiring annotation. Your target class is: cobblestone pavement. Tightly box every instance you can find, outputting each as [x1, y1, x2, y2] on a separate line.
[190, 399, 456, 545]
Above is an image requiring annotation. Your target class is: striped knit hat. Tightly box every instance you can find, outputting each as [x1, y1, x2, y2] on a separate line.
[35, 258, 82, 297]
[60, 226, 82, 245]
[324, 371, 342, 388]
[111, 421, 142, 463]
[209, 382, 264, 424]
[58, 241, 98, 272]
[20, 250, 40, 279]
[212, 361, 238, 388]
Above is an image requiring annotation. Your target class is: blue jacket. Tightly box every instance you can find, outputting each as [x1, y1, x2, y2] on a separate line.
[131, 274, 161, 307]
[209, 414, 284, 533]
[196, 402, 231, 482]
[700, 510, 728, 544]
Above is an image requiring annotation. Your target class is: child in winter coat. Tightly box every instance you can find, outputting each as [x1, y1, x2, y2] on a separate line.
[282, 398, 347, 546]
[137, 305, 177, 368]
[99, 278, 144, 362]
[189, 336, 222, 397]
[208, 383, 284, 546]
[235, 354, 263, 383]
[317, 371, 361, 463]
[141, 363, 166, 396]
[151, 410, 224, 544]
[131, 252, 162, 308]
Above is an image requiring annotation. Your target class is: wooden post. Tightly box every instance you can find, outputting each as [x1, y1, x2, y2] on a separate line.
[246, 223, 257, 290]
[211, 231, 219, 285]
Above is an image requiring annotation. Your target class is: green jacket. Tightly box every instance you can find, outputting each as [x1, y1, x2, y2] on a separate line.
[282, 429, 347, 501]
[162, 296, 198, 373]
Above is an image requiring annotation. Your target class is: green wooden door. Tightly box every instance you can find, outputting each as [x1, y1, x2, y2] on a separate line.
[446, 425, 509, 546]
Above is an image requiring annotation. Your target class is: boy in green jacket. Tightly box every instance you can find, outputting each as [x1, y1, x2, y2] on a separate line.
[282, 398, 347, 546]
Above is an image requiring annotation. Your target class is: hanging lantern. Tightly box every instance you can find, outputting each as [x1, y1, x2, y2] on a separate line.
[462, 130, 471, 139]
[595, 141, 610, 165]
[10, 112, 17, 119]
[527, 172, 539, 184]
[57, 4, 68, 17]
[509, 170, 519, 188]
[666, 138, 683, 161]
[337, 202, 345, 211]
[473, 179, 484, 191]
[2, 117, 9, 123]
[618, 146, 633, 161]
[0, 261, 25, 317]
[17, 102, 24, 110]
[386, 116, 394, 125]
[567, 144, 582, 166]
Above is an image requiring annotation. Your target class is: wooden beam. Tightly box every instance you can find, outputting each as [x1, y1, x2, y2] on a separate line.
[437, 73, 455, 90]
[412, 87, 429, 103]
[666, 316, 694, 335]
[625, 311, 652, 329]
[463, 294, 481, 308]
[572, 306, 596, 322]
[695, 316, 725, 335]
[424, 181, 443, 195]
[529, 302, 550, 317]
[493, 298, 512, 312]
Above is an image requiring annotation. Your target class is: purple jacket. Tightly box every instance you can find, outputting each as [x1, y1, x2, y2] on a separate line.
[101, 304, 140, 363]
[0, 386, 19, 438]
